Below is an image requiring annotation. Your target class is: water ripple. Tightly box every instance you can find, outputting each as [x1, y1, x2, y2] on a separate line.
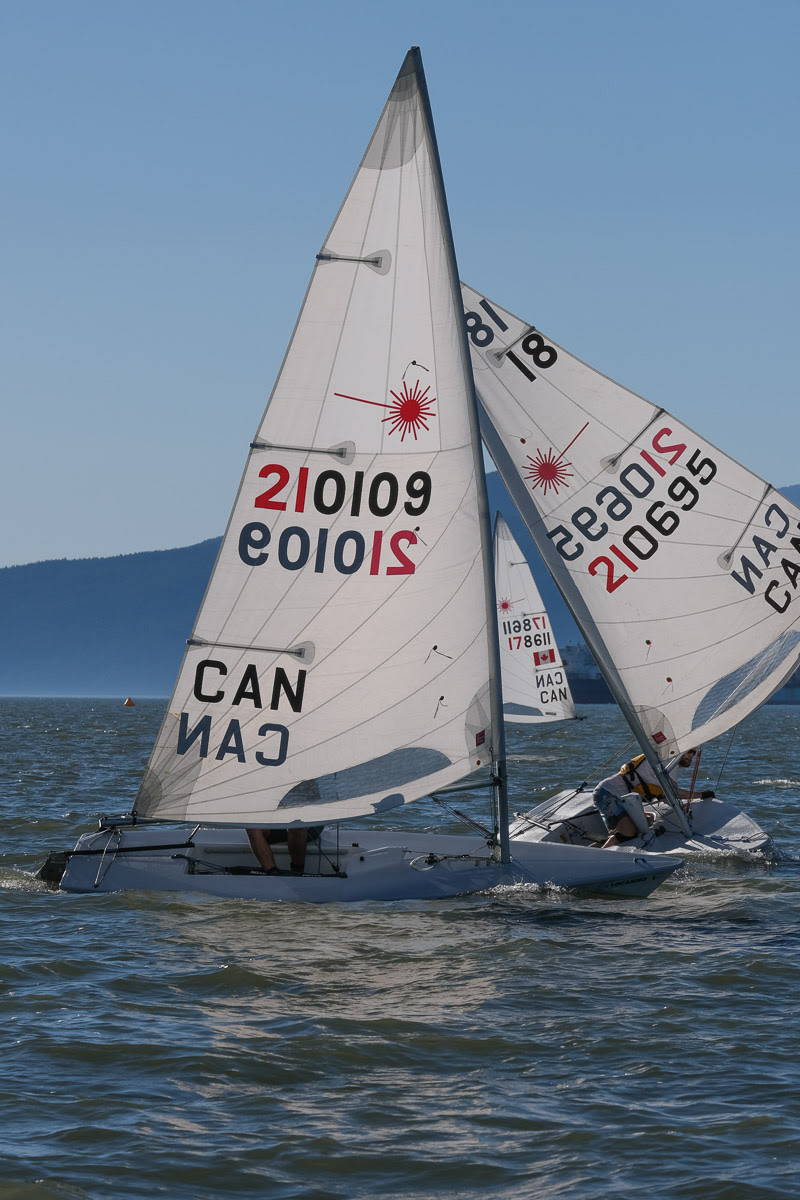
[1, 699, 799, 1198]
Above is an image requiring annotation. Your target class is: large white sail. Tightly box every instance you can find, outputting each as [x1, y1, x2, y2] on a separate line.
[464, 283, 800, 760]
[133, 53, 500, 827]
[494, 514, 575, 724]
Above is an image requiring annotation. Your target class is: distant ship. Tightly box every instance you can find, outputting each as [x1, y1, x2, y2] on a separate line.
[560, 642, 800, 705]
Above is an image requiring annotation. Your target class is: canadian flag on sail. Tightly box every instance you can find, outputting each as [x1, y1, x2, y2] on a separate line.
[533, 649, 556, 666]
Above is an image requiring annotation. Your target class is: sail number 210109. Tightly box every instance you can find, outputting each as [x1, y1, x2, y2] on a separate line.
[238, 463, 431, 577]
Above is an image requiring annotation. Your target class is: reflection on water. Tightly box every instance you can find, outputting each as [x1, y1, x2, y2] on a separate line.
[0, 698, 799, 1198]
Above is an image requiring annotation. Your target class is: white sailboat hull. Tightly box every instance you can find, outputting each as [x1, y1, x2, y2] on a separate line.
[51, 825, 680, 900]
[510, 792, 775, 859]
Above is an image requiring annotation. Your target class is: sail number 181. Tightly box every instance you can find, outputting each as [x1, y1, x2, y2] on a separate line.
[463, 298, 558, 383]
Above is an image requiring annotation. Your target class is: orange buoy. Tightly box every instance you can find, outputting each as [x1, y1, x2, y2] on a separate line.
[123, 697, 135, 707]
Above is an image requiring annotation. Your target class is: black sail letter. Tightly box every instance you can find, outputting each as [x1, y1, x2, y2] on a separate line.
[194, 659, 227, 702]
[270, 668, 307, 713]
[232, 664, 263, 707]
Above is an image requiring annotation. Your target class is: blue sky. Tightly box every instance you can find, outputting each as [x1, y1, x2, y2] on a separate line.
[2, 0, 798, 568]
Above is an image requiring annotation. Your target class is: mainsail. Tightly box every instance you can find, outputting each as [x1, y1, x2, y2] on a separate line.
[133, 52, 503, 827]
[494, 514, 575, 725]
[464, 283, 800, 760]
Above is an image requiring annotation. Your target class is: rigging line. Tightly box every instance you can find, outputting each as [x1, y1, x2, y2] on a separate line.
[532, 737, 638, 813]
[686, 746, 702, 805]
[556, 736, 640, 799]
[313, 842, 344, 876]
[718, 482, 772, 567]
[431, 796, 493, 837]
[715, 725, 738, 790]
[587, 736, 639, 782]
[432, 778, 494, 797]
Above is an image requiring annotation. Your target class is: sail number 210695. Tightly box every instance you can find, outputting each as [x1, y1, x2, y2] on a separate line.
[546, 428, 717, 592]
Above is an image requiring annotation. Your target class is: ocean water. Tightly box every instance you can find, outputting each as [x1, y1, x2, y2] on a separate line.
[1, 696, 799, 1200]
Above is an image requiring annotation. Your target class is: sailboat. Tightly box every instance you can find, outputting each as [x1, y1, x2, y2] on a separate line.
[39, 50, 680, 900]
[462, 281, 788, 857]
[494, 513, 576, 725]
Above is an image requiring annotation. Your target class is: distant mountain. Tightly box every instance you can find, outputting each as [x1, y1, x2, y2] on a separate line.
[1, 474, 798, 697]
[0, 540, 220, 696]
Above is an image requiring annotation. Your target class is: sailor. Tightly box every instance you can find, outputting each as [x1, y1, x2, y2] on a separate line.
[592, 749, 707, 848]
[246, 826, 323, 876]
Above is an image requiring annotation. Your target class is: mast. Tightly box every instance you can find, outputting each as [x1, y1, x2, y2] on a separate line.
[411, 49, 510, 860]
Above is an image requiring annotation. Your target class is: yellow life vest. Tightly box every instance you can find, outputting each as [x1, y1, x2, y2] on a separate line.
[619, 753, 665, 799]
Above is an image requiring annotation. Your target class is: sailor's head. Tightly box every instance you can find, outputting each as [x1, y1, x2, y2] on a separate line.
[678, 747, 699, 767]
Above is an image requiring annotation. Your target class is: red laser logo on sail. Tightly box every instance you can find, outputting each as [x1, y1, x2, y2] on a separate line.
[497, 597, 515, 614]
[524, 422, 589, 496]
[335, 380, 437, 442]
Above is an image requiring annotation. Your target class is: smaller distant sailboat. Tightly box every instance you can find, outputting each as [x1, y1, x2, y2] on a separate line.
[494, 513, 575, 725]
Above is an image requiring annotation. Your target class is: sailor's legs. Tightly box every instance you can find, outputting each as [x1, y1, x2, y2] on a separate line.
[246, 828, 278, 872]
[593, 786, 638, 847]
